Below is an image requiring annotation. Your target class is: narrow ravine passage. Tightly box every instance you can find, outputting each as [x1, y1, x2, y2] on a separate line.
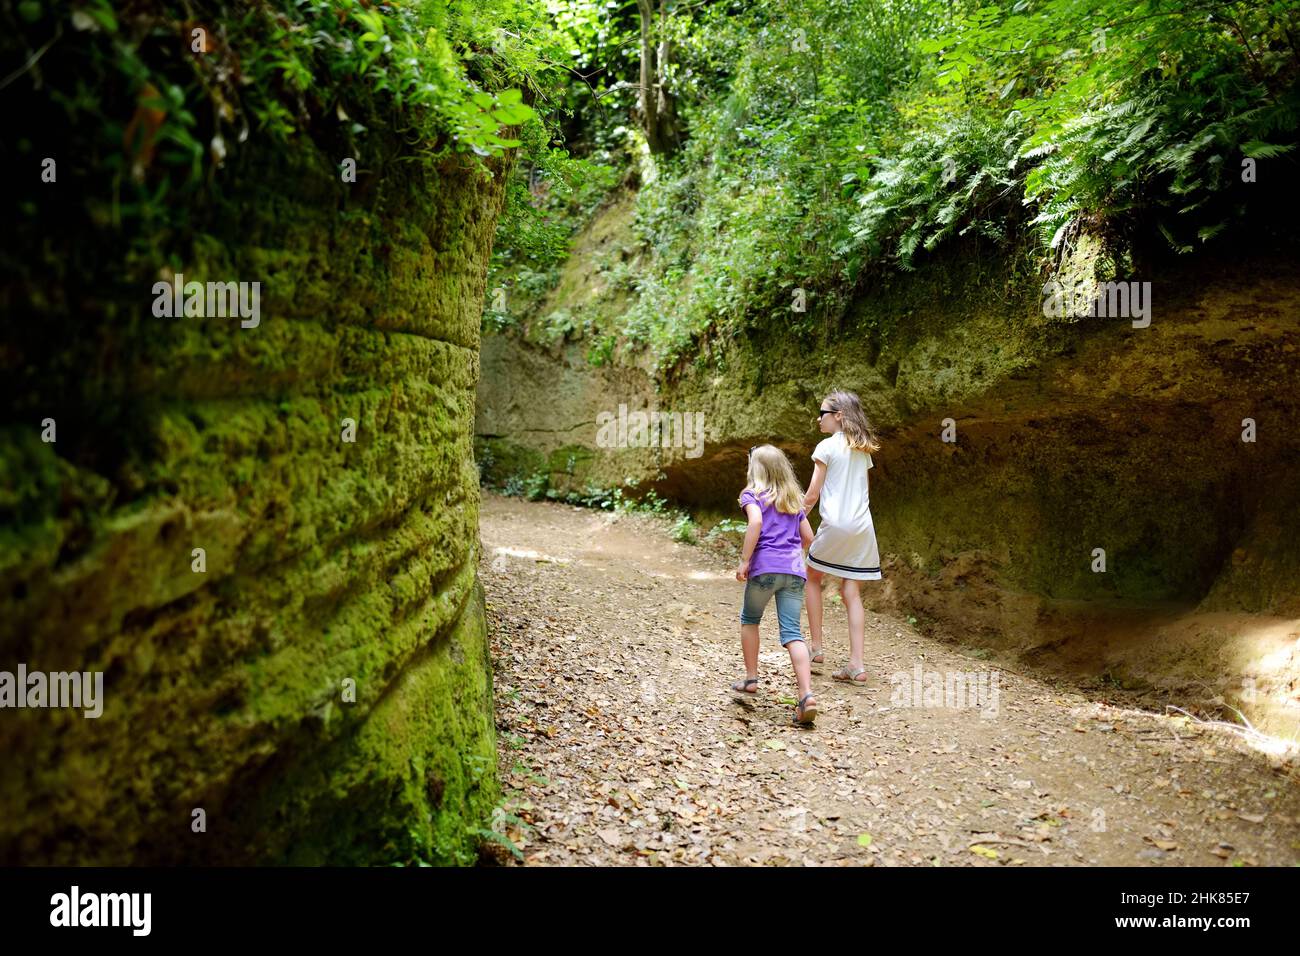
[480, 494, 1300, 867]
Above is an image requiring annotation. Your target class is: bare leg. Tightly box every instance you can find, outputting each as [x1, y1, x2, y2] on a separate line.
[805, 565, 825, 658]
[841, 578, 865, 671]
[787, 639, 813, 700]
[740, 623, 760, 680]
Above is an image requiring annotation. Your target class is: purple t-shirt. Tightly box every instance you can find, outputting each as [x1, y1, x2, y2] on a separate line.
[739, 490, 807, 579]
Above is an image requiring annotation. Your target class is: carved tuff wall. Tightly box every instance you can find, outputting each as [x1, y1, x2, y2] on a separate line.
[0, 119, 509, 862]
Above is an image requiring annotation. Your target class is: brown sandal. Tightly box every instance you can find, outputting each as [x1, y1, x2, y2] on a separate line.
[731, 677, 758, 694]
[794, 693, 818, 724]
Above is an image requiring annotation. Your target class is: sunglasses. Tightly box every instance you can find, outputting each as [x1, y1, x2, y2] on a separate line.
[817, 408, 835, 418]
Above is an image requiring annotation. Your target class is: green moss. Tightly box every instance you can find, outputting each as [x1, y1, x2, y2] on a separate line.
[0, 113, 510, 863]
[475, 436, 547, 487]
[225, 582, 499, 865]
[547, 444, 597, 483]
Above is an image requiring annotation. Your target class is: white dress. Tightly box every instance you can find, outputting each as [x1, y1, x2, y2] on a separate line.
[806, 432, 881, 580]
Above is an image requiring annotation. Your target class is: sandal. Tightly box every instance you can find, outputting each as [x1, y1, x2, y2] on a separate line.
[731, 677, 759, 694]
[808, 642, 825, 666]
[793, 693, 818, 725]
[832, 666, 868, 684]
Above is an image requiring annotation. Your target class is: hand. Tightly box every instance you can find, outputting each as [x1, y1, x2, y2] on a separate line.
[735, 561, 750, 582]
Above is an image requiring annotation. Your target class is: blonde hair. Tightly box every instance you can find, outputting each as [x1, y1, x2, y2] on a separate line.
[824, 390, 881, 453]
[741, 445, 805, 514]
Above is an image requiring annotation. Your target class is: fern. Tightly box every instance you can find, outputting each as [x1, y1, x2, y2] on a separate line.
[1240, 141, 1295, 159]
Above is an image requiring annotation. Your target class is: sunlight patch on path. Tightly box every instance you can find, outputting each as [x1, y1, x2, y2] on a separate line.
[492, 545, 572, 564]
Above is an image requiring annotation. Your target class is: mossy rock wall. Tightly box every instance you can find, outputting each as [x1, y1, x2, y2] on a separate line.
[663, 248, 1298, 606]
[475, 331, 659, 493]
[0, 130, 508, 862]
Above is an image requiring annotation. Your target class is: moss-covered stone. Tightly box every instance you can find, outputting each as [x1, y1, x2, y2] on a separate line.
[474, 436, 547, 487]
[0, 122, 510, 862]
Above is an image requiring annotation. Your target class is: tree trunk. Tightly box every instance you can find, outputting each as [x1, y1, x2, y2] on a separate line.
[637, 0, 682, 156]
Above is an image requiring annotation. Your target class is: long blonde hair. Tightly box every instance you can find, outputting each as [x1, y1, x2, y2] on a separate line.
[741, 445, 805, 514]
[824, 390, 881, 453]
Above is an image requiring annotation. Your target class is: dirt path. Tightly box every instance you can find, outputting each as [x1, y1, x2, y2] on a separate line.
[479, 493, 1300, 866]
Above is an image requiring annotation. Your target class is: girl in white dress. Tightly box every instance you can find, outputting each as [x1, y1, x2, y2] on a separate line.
[803, 390, 881, 683]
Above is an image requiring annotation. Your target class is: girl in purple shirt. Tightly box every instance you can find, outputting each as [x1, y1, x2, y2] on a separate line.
[732, 445, 818, 724]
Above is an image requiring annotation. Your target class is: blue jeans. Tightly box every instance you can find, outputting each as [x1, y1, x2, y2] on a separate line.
[739, 573, 806, 646]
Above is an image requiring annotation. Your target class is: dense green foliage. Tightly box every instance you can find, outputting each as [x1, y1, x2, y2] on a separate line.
[921, 0, 1300, 255]
[484, 0, 1300, 370]
[2, 0, 559, 245]
[10, 1, 1295, 370]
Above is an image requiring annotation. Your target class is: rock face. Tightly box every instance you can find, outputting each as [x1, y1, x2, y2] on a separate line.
[0, 135, 508, 862]
[477, 197, 1300, 735]
[476, 332, 659, 489]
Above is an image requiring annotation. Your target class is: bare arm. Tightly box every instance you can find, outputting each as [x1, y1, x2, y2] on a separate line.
[736, 503, 762, 580]
[799, 516, 814, 551]
[802, 460, 827, 511]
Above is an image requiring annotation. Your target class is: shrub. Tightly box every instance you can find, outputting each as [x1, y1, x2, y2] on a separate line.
[524, 472, 549, 501]
[670, 514, 697, 544]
